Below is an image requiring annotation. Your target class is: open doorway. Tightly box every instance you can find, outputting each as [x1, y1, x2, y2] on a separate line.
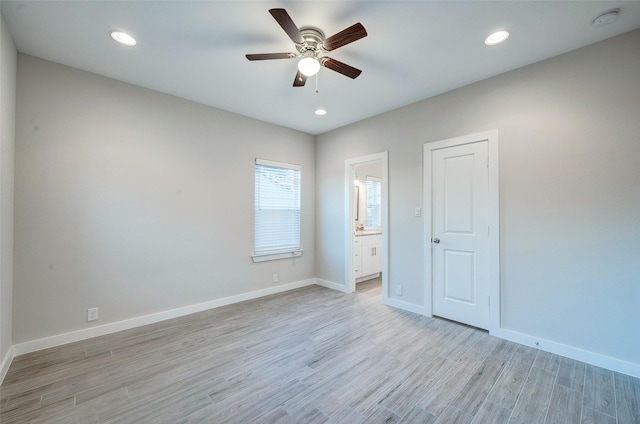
[345, 152, 388, 299]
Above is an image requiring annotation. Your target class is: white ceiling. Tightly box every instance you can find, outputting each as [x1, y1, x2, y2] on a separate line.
[2, 1, 640, 135]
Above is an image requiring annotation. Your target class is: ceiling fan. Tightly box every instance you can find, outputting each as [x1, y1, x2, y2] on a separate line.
[246, 8, 367, 87]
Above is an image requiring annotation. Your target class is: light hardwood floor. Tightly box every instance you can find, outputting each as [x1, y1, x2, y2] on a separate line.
[1, 279, 638, 423]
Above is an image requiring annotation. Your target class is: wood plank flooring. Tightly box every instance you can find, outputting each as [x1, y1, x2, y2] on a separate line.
[1, 279, 638, 423]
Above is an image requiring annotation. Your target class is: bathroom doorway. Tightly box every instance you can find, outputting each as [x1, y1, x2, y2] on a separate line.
[345, 152, 388, 300]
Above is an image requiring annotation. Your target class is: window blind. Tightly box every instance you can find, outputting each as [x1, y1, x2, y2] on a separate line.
[254, 159, 301, 255]
[365, 177, 382, 229]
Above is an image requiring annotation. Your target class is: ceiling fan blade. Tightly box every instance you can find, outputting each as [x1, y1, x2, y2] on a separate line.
[293, 70, 307, 87]
[269, 8, 305, 45]
[322, 23, 367, 51]
[246, 53, 296, 61]
[320, 57, 362, 79]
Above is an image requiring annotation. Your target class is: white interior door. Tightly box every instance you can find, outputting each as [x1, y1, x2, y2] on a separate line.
[431, 140, 490, 329]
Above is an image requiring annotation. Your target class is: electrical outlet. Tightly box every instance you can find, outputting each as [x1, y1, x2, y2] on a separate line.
[273, 273, 279, 283]
[395, 285, 403, 296]
[87, 307, 98, 322]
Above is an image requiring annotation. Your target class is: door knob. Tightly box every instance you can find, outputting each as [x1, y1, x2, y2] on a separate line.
[432, 238, 440, 244]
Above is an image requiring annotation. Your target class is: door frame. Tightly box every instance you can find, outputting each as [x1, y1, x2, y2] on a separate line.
[423, 130, 500, 333]
[345, 152, 389, 296]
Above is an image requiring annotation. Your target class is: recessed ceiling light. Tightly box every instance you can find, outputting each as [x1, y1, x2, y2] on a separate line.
[315, 109, 327, 116]
[484, 30, 510, 46]
[110, 30, 137, 46]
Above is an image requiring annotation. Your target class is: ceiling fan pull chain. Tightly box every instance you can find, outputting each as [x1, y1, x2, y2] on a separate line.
[315, 72, 319, 93]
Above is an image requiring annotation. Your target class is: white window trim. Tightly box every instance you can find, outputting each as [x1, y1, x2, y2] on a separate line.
[251, 249, 304, 263]
[252, 158, 302, 262]
[255, 158, 301, 171]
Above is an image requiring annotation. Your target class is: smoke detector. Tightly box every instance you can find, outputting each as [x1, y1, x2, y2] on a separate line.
[592, 9, 620, 26]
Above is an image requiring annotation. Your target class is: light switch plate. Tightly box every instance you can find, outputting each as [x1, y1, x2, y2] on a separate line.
[414, 207, 421, 217]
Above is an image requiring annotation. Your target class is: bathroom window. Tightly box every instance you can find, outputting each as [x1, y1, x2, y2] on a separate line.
[365, 177, 382, 229]
[254, 159, 301, 257]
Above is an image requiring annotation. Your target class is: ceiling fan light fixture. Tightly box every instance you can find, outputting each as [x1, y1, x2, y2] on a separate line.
[484, 30, 509, 46]
[298, 56, 320, 77]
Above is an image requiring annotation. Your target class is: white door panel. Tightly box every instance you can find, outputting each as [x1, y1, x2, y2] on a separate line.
[444, 250, 475, 303]
[444, 154, 475, 234]
[432, 141, 489, 329]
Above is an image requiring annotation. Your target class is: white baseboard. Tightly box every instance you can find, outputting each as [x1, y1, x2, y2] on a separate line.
[492, 328, 640, 379]
[12, 279, 315, 357]
[0, 345, 14, 385]
[383, 298, 640, 379]
[356, 272, 381, 283]
[314, 278, 351, 293]
[316, 278, 429, 316]
[6, 279, 640, 381]
[383, 297, 429, 316]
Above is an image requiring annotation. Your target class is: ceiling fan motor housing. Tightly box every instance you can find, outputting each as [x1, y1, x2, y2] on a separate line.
[297, 27, 326, 57]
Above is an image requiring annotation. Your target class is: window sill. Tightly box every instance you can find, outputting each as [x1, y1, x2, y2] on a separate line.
[252, 249, 303, 263]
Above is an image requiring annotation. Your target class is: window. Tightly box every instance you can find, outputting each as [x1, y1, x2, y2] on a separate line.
[254, 159, 301, 259]
[365, 177, 381, 229]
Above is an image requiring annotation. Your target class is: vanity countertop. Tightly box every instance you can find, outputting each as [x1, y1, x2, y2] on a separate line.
[355, 230, 382, 236]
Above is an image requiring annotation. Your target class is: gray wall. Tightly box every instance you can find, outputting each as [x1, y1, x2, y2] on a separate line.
[14, 55, 315, 343]
[6, 25, 640, 371]
[316, 30, 640, 365]
[0, 13, 16, 366]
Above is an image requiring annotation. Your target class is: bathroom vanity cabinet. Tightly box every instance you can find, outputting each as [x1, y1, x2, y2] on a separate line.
[353, 233, 382, 281]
